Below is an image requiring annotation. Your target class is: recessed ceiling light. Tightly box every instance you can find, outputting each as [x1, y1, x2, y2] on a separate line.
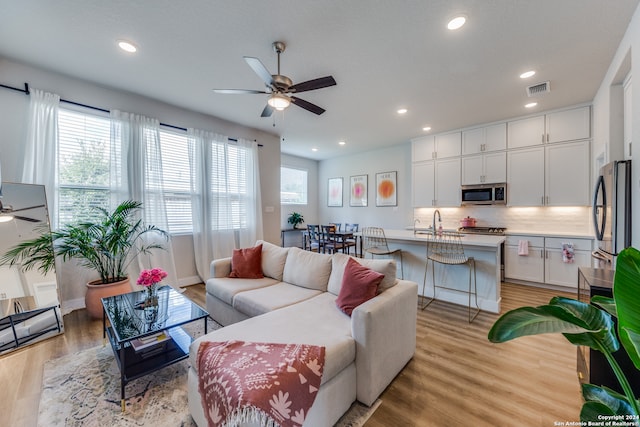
[311, 147, 318, 152]
[525, 102, 538, 108]
[447, 16, 466, 30]
[117, 40, 137, 53]
[397, 108, 408, 114]
[338, 141, 346, 146]
[422, 126, 432, 132]
[520, 70, 536, 79]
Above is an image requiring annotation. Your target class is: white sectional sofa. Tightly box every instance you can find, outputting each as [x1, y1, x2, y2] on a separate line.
[187, 240, 418, 427]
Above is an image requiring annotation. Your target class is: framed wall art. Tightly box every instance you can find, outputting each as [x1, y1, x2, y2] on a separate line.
[349, 174, 368, 207]
[375, 171, 397, 206]
[327, 177, 343, 207]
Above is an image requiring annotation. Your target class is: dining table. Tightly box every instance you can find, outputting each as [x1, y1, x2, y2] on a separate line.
[301, 229, 361, 257]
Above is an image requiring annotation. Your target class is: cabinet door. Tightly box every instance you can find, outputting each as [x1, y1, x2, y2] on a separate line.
[483, 151, 507, 183]
[624, 78, 632, 160]
[462, 127, 484, 155]
[484, 123, 507, 152]
[505, 245, 545, 283]
[412, 136, 435, 162]
[435, 132, 461, 159]
[435, 158, 460, 206]
[545, 140, 590, 206]
[412, 161, 434, 207]
[507, 115, 545, 149]
[461, 155, 484, 185]
[507, 147, 544, 206]
[545, 249, 590, 288]
[546, 106, 590, 144]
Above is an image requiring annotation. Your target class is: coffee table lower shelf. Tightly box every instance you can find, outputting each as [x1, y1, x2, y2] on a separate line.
[105, 326, 192, 411]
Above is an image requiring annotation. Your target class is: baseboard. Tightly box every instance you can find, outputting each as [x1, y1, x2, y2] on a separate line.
[61, 297, 85, 315]
[178, 275, 203, 287]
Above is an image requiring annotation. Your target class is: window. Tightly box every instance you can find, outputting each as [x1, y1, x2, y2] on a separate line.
[281, 166, 308, 204]
[159, 129, 193, 234]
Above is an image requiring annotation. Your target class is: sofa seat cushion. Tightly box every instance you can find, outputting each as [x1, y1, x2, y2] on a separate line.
[282, 247, 333, 291]
[191, 293, 354, 386]
[206, 276, 279, 306]
[233, 282, 322, 318]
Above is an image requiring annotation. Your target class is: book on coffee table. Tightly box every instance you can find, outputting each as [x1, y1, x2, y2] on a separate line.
[130, 330, 170, 352]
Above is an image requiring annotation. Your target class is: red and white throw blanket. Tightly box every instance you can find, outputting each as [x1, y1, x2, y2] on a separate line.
[197, 340, 326, 427]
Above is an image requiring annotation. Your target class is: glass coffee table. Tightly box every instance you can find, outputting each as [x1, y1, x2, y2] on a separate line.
[102, 285, 208, 411]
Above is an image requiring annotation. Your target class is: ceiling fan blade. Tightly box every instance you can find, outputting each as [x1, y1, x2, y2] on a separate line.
[291, 97, 326, 115]
[213, 89, 268, 94]
[14, 215, 41, 223]
[261, 104, 274, 117]
[289, 76, 336, 93]
[244, 56, 274, 87]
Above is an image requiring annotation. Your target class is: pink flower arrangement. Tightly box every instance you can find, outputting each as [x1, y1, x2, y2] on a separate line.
[137, 268, 168, 287]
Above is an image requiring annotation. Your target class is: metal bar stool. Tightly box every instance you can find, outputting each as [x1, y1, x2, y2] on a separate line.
[361, 226, 403, 279]
[420, 231, 479, 323]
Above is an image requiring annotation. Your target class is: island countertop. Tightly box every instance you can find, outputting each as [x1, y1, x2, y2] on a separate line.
[381, 229, 505, 248]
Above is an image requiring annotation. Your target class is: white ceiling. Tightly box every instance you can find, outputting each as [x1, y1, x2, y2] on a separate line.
[0, 1, 637, 160]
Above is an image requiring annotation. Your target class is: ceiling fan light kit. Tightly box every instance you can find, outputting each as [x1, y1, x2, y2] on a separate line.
[213, 40, 336, 117]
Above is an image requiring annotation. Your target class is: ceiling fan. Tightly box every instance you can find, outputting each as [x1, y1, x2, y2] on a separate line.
[213, 41, 336, 117]
[0, 200, 44, 223]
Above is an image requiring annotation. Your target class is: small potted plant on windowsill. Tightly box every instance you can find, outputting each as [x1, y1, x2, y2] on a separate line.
[287, 212, 304, 229]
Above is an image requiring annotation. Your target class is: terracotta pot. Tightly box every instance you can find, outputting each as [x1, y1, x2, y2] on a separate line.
[85, 277, 132, 319]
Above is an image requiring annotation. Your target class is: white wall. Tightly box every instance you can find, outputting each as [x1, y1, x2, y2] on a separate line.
[592, 3, 640, 248]
[0, 57, 282, 311]
[318, 144, 413, 229]
[280, 154, 319, 229]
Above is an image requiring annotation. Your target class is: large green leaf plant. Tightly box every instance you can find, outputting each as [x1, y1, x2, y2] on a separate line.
[488, 247, 640, 420]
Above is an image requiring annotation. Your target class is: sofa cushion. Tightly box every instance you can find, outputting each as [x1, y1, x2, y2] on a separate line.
[256, 240, 289, 281]
[282, 247, 332, 291]
[327, 252, 397, 296]
[191, 293, 354, 387]
[206, 276, 279, 305]
[229, 244, 264, 279]
[233, 283, 322, 317]
[336, 258, 384, 316]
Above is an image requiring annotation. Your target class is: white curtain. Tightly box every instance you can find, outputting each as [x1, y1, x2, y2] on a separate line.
[110, 110, 179, 290]
[22, 89, 60, 224]
[188, 128, 263, 281]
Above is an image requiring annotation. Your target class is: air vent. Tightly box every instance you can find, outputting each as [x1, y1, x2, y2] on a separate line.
[526, 81, 550, 97]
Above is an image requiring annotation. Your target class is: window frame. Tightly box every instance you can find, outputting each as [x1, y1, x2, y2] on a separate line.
[280, 165, 308, 205]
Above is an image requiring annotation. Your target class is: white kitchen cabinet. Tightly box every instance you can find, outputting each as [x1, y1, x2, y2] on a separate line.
[507, 147, 544, 206]
[412, 161, 435, 207]
[507, 106, 590, 149]
[505, 235, 593, 288]
[411, 158, 460, 207]
[434, 132, 462, 159]
[545, 140, 590, 206]
[461, 151, 506, 185]
[507, 140, 590, 206]
[462, 123, 507, 155]
[505, 236, 545, 283]
[412, 135, 435, 162]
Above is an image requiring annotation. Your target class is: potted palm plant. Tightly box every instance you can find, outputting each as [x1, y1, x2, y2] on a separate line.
[287, 212, 304, 229]
[488, 247, 640, 420]
[1, 200, 168, 318]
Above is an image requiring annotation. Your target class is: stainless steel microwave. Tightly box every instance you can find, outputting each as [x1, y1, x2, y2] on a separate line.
[461, 183, 507, 206]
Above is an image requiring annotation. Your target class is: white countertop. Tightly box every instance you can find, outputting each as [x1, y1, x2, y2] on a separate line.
[383, 229, 505, 248]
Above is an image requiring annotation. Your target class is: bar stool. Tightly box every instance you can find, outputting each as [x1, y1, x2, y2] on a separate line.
[361, 227, 403, 279]
[420, 231, 479, 323]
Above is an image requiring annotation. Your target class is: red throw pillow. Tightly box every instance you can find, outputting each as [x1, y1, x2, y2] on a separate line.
[336, 257, 385, 316]
[229, 244, 264, 279]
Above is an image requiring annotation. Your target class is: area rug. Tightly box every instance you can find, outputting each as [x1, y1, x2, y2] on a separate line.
[37, 319, 379, 427]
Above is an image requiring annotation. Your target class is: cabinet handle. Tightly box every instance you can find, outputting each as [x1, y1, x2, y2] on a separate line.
[541, 196, 544, 205]
[545, 250, 549, 259]
[541, 134, 545, 143]
[540, 250, 544, 258]
[546, 133, 550, 142]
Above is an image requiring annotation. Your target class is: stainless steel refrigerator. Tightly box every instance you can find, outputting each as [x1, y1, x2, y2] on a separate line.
[593, 160, 632, 264]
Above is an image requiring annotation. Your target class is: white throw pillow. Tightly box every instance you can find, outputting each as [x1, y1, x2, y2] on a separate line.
[256, 240, 289, 281]
[282, 247, 332, 291]
[327, 252, 397, 296]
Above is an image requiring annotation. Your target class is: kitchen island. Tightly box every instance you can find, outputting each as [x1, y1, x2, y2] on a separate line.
[377, 229, 504, 313]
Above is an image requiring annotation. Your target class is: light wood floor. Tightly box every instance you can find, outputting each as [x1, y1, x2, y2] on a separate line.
[0, 283, 581, 426]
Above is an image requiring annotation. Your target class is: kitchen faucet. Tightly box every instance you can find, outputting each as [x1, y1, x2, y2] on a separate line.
[432, 209, 441, 236]
[413, 218, 421, 234]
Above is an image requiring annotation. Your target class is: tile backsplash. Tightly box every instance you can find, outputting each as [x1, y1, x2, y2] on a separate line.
[413, 206, 592, 236]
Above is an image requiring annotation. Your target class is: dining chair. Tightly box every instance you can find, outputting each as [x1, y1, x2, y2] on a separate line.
[420, 231, 479, 323]
[306, 225, 323, 252]
[343, 223, 359, 256]
[329, 223, 342, 232]
[321, 224, 346, 254]
[361, 226, 403, 278]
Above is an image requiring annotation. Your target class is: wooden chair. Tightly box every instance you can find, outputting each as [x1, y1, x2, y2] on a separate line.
[361, 227, 403, 278]
[343, 223, 359, 256]
[306, 225, 323, 252]
[322, 224, 346, 254]
[420, 231, 479, 323]
[329, 223, 342, 232]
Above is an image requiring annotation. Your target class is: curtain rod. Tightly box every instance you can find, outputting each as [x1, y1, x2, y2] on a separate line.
[0, 82, 261, 146]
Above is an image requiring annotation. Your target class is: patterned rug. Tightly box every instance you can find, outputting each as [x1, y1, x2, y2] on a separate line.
[37, 319, 379, 427]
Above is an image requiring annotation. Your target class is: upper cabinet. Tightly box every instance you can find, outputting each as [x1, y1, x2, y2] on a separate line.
[462, 123, 507, 155]
[412, 132, 461, 161]
[507, 106, 590, 149]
